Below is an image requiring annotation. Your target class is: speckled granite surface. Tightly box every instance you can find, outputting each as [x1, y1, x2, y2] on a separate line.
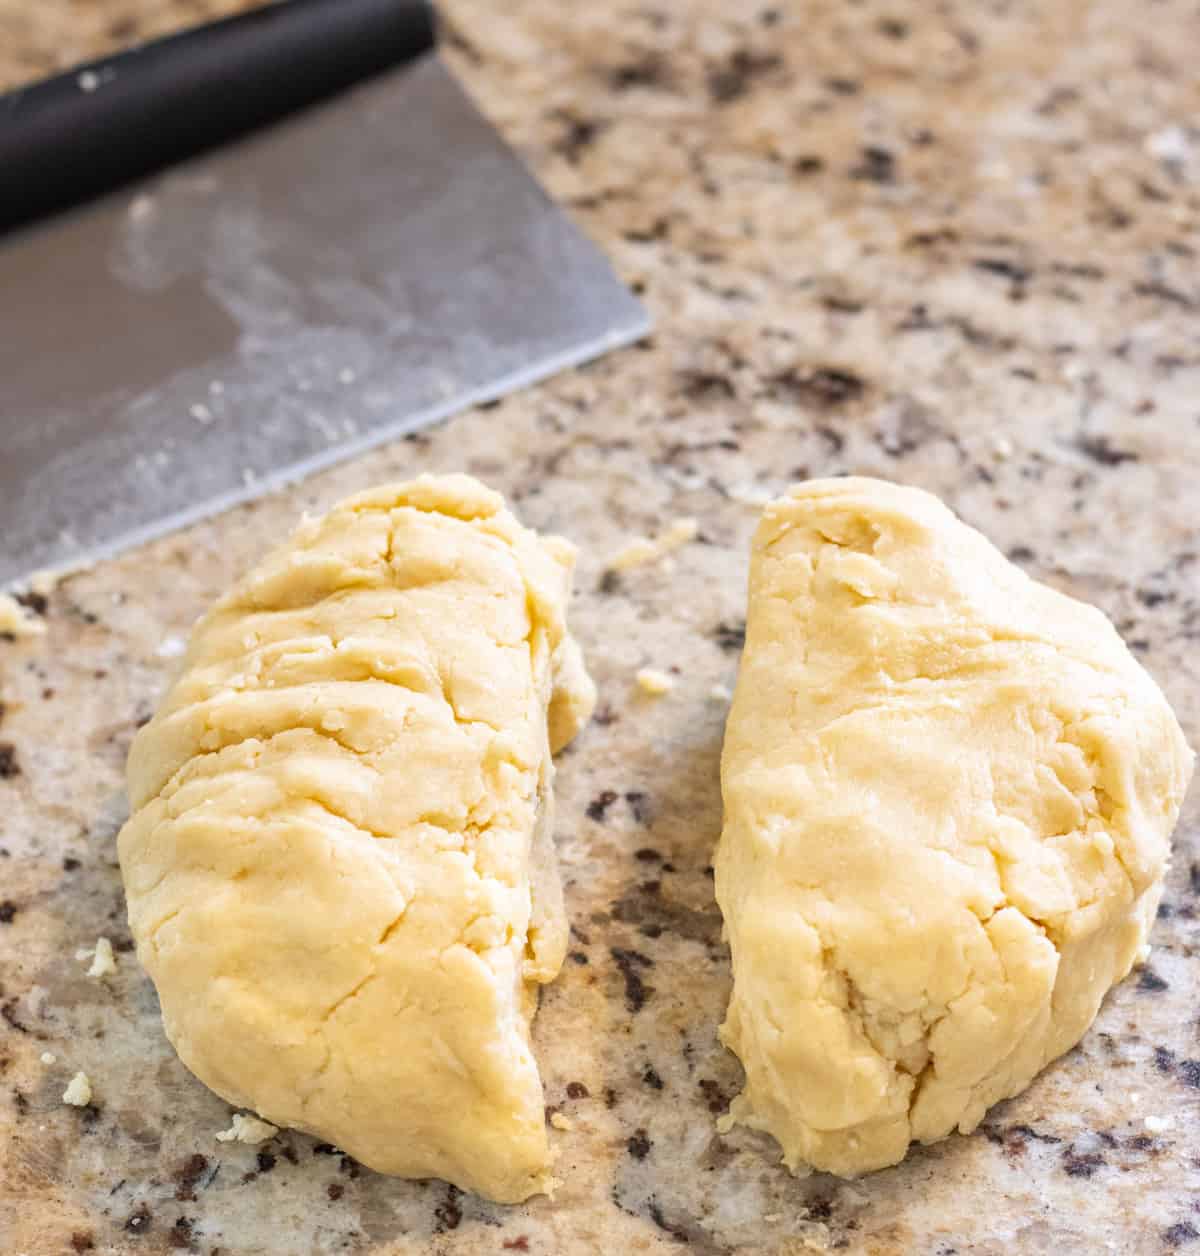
[1, 1, 1199, 1252]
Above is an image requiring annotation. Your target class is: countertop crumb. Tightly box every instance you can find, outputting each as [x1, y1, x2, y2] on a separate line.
[550, 1112, 575, 1132]
[215, 1113, 279, 1144]
[40, 1052, 56, 1066]
[635, 668, 675, 696]
[78, 937, 117, 979]
[608, 519, 699, 572]
[708, 683, 732, 702]
[62, 1072, 92, 1107]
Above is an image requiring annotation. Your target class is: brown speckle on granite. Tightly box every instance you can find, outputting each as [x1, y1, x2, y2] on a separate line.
[1, 0, 1198, 1252]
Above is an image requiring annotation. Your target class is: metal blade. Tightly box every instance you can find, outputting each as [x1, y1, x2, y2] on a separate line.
[0, 55, 649, 587]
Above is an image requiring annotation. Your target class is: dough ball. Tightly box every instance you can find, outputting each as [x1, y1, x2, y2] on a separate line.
[119, 474, 596, 1201]
[716, 477, 1193, 1176]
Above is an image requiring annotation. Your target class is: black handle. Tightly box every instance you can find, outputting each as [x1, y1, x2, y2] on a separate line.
[0, 0, 436, 234]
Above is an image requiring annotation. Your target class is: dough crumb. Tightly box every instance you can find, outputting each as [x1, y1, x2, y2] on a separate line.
[62, 1072, 92, 1106]
[79, 937, 117, 978]
[708, 683, 732, 702]
[215, 1113, 279, 1144]
[549, 1112, 575, 1131]
[608, 518, 699, 571]
[40, 1052, 57, 1066]
[0, 594, 46, 638]
[635, 667, 675, 696]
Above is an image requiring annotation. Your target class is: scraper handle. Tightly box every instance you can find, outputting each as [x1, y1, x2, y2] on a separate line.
[0, 0, 436, 234]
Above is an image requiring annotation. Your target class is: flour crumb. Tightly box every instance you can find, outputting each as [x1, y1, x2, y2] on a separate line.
[216, 1113, 279, 1144]
[80, 937, 117, 979]
[991, 436, 1014, 460]
[40, 1052, 57, 1066]
[62, 1072, 92, 1106]
[636, 667, 675, 697]
[1144, 1114, 1175, 1134]
[155, 635, 187, 660]
[708, 683, 732, 702]
[0, 594, 46, 638]
[78, 70, 101, 92]
[550, 1112, 575, 1132]
[609, 518, 699, 571]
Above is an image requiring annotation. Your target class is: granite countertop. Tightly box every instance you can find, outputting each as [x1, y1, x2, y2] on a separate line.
[2, 1, 1199, 1252]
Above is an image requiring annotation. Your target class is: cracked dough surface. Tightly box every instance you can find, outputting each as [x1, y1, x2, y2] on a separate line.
[715, 477, 1193, 1177]
[118, 474, 596, 1202]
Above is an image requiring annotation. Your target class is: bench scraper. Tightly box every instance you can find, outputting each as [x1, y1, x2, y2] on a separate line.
[0, 0, 649, 588]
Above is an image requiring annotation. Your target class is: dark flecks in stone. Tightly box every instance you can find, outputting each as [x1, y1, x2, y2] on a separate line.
[15, 591, 47, 617]
[850, 146, 896, 184]
[553, 112, 606, 165]
[623, 218, 670, 244]
[1008, 545, 1036, 563]
[794, 155, 825, 175]
[434, 1184, 462, 1232]
[1158, 902, 1175, 920]
[878, 402, 940, 457]
[0, 743, 20, 778]
[1137, 967, 1169, 993]
[502, 1238, 530, 1252]
[973, 257, 1032, 284]
[1126, 1134, 1157, 1152]
[647, 1201, 693, 1244]
[604, 1087, 618, 1109]
[1129, 639, 1150, 654]
[627, 1128, 652, 1160]
[313, 1143, 339, 1155]
[174, 1154, 209, 1202]
[1060, 1147, 1105, 1178]
[566, 1081, 589, 1100]
[327, 1183, 344, 1201]
[1164, 1222, 1200, 1248]
[1138, 588, 1171, 608]
[338, 1156, 360, 1179]
[63, 857, 81, 871]
[587, 790, 620, 822]
[822, 295, 864, 314]
[699, 1079, 728, 1114]
[635, 847, 661, 863]
[815, 424, 846, 454]
[767, 365, 865, 408]
[640, 923, 664, 938]
[807, 1195, 835, 1221]
[256, 1151, 276, 1174]
[714, 621, 746, 653]
[707, 49, 783, 104]
[78, 1102, 102, 1128]
[1133, 281, 1195, 309]
[124, 1203, 152, 1234]
[612, 884, 721, 944]
[593, 703, 619, 727]
[642, 1065, 664, 1090]
[825, 77, 860, 95]
[678, 370, 736, 402]
[625, 792, 651, 824]
[70, 1232, 96, 1252]
[169, 1216, 195, 1251]
[2, 1000, 29, 1033]
[611, 948, 654, 1012]
[569, 951, 589, 965]
[609, 53, 670, 92]
[1178, 1060, 1200, 1090]
[0, 901, 16, 924]
[1189, 862, 1200, 896]
[877, 17, 908, 38]
[12, 1088, 29, 1114]
[598, 569, 622, 595]
[1075, 435, 1138, 466]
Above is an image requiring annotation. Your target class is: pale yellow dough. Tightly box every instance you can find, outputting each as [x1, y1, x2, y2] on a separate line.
[118, 474, 596, 1202]
[716, 477, 1193, 1176]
